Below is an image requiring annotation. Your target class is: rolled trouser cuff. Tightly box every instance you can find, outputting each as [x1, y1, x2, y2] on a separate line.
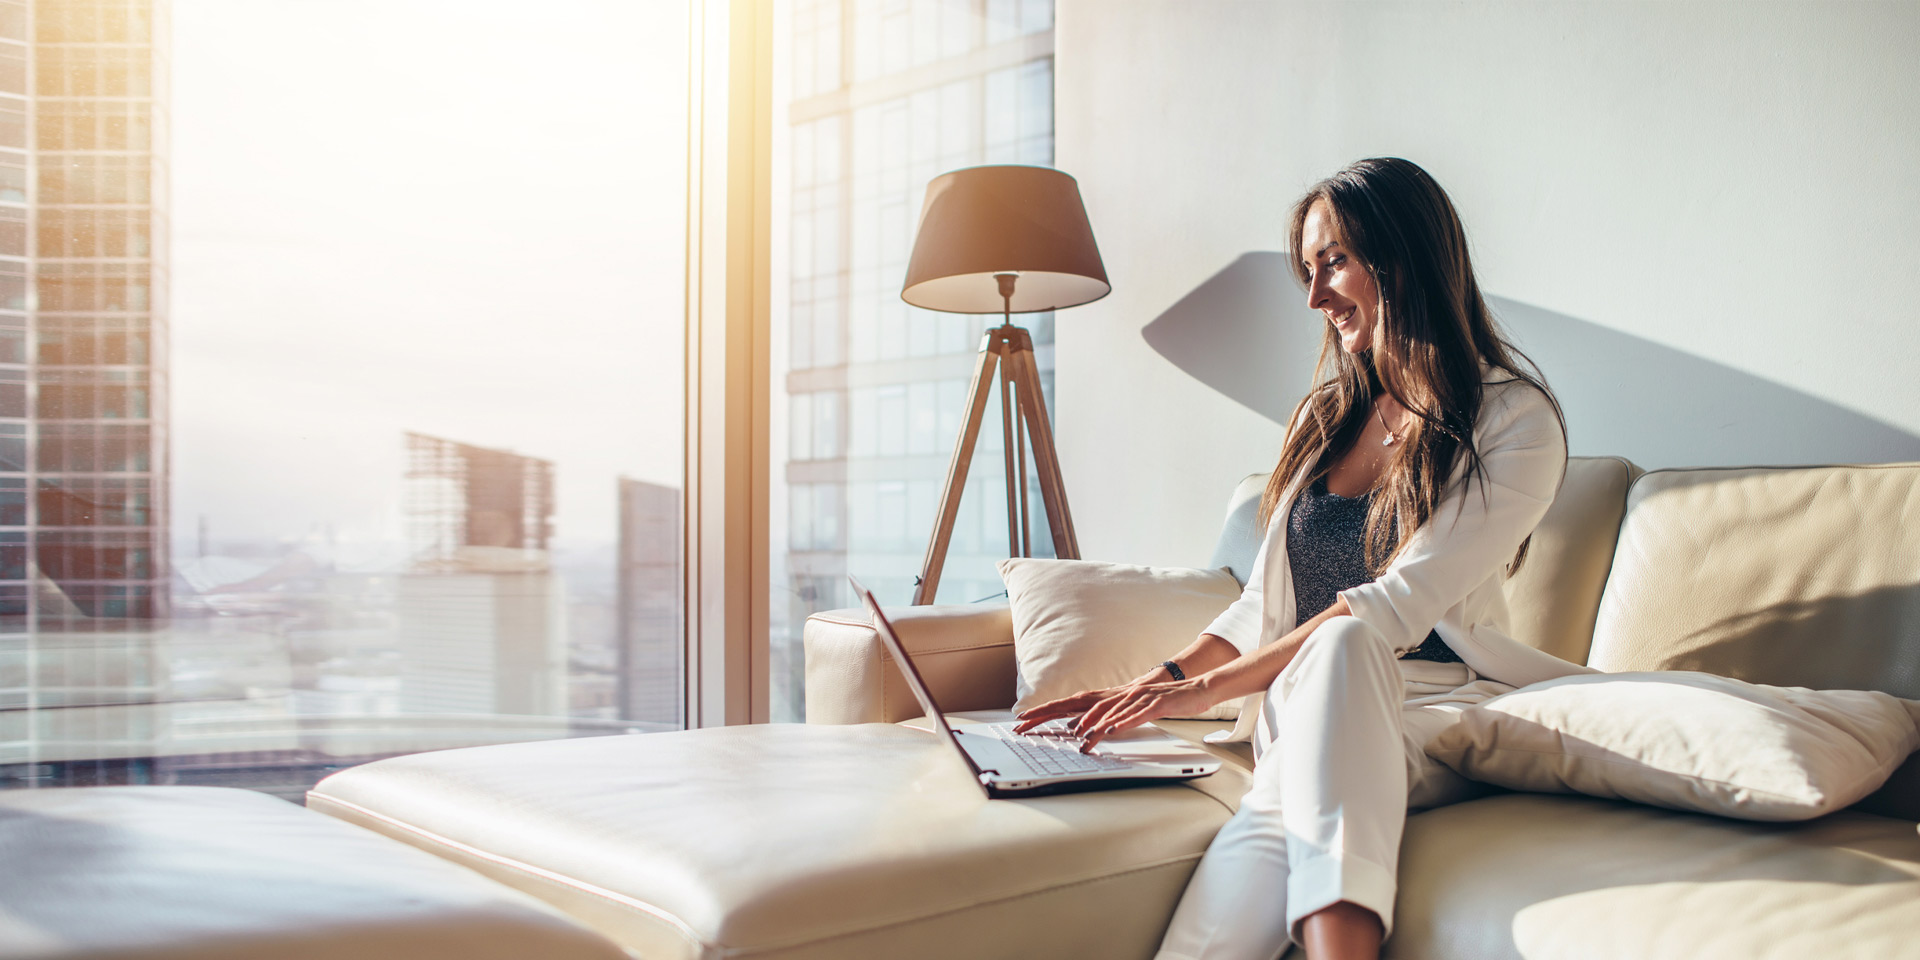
[1285, 850, 1398, 945]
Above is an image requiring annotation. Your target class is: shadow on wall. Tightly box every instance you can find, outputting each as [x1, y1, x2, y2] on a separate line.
[1141, 252, 1920, 468]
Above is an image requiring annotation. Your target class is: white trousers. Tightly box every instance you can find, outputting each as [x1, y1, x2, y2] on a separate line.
[1155, 616, 1513, 960]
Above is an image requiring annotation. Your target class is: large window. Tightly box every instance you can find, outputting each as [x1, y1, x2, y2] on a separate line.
[0, 0, 688, 801]
[770, 0, 1056, 722]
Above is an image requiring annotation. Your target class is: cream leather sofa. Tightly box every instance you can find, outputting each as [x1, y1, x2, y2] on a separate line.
[307, 457, 1920, 960]
[0, 785, 631, 960]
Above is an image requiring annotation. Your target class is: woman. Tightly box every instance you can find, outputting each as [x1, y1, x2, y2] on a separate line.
[1013, 158, 1593, 960]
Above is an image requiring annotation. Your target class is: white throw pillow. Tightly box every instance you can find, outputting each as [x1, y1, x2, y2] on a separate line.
[999, 558, 1244, 721]
[1427, 671, 1920, 821]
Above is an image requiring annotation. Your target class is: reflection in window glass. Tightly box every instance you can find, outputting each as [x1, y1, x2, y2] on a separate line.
[790, 392, 813, 462]
[771, 1, 1057, 721]
[812, 390, 840, 459]
[0, 98, 20, 150]
[0, 155, 20, 202]
[0, 43, 21, 96]
[0, 1, 690, 801]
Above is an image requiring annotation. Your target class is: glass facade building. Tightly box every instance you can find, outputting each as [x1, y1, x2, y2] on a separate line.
[0, 0, 170, 781]
[615, 477, 680, 727]
[773, 0, 1056, 721]
[11, 0, 166, 622]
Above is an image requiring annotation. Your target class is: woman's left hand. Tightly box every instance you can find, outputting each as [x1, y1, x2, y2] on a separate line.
[1065, 678, 1217, 753]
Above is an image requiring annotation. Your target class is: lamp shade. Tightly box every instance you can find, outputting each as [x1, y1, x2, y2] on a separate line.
[901, 165, 1109, 314]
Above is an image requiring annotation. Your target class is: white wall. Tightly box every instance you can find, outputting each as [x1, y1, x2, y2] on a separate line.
[1054, 1, 1920, 567]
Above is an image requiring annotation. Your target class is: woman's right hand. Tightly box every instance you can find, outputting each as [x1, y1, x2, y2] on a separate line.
[1011, 685, 1129, 735]
[1010, 664, 1172, 735]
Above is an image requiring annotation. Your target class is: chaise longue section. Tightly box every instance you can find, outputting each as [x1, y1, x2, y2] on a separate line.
[308, 719, 1253, 960]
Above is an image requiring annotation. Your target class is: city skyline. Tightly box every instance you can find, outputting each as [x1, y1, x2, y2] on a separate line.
[3, 0, 693, 795]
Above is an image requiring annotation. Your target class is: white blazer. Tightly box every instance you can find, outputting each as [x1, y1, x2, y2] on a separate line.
[1202, 368, 1597, 742]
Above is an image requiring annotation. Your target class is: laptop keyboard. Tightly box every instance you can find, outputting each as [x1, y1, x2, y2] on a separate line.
[996, 729, 1136, 776]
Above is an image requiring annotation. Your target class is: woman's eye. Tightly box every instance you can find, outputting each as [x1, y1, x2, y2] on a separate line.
[1327, 255, 1346, 268]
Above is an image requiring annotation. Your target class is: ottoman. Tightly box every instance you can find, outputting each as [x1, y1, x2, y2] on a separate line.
[0, 786, 628, 960]
[307, 720, 1255, 960]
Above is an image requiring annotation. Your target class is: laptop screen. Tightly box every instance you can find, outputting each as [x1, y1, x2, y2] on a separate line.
[847, 575, 986, 784]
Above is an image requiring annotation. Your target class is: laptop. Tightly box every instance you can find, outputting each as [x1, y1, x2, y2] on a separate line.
[850, 575, 1222, 798]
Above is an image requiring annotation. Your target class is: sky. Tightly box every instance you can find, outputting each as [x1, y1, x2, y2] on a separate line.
[168, 0, 689, 553]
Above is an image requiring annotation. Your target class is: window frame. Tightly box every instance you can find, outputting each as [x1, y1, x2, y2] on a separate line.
[685, 0, 774, 727]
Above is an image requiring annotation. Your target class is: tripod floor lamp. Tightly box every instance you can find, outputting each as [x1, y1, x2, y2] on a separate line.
[900, 165, 1110, 605]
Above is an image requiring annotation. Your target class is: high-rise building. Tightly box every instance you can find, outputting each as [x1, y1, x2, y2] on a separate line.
[404, 431, 554, 566]
[396, 570, 566, 717]
[0, 0, 171, 773]
[774, 0, 1057, 719]
[4, 0, 170, 622]
[398, 432, 565, 717]
[615, 476, 679, 726]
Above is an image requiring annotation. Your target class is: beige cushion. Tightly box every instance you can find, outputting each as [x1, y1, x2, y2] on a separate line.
[1428, 671, 1920, 820]
[1391, 793, 1920, 960]
[1000, 558, 1243, 720]
[1589, 463, 1920, 698]
[310, 723, 1255, 960]
[0, 786, 625, 960]
[1500, 456, 1639, 664]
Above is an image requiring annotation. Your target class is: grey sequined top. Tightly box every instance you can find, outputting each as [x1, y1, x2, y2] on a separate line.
[1287, 475, 1461, 663]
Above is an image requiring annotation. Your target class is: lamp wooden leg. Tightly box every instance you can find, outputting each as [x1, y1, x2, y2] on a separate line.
[1016, 375, 1031, 559]
[998, 340, 1021, 562]
[1006, 336, 1078, 560]
[914, 324, 1077, 605]
[914, 330, 1003, 605]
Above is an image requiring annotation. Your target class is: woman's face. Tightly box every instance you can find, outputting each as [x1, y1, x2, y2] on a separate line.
[1300, 199, 1381, 354]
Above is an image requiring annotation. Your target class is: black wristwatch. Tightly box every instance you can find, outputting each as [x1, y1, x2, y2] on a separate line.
[1160, 660, 1185, 681]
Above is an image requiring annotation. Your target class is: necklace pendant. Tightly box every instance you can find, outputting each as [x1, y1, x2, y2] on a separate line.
[1382, 434, 1397, 446]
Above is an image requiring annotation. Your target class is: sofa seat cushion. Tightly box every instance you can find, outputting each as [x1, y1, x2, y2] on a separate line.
[1391, 793, 1920, 960]
[0, 785, 625, 960]
[309, 723, 1256, 960]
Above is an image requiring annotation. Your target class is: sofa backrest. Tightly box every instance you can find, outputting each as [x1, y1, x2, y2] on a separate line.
[1501, 457, 1640, 665]
[1208, 456, 1637, 664]
[1587, 463, 1920, 700]
[1208, 472, 1270, 586]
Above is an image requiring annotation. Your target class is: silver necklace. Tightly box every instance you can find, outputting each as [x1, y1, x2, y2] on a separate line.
[1374, 401, 1400, 446]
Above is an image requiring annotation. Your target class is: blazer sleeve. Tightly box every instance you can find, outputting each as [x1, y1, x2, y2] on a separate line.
[1338, 381, 1567, 655]
[1203, 520, 1269, 655]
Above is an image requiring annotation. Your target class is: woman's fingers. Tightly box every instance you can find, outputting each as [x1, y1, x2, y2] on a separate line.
[1012, 706, 1078, 733]
[1012, 689, 1107, 732]
[1075, 688, 1144, 738]
[1015, 694, 1088, 722]
[1012, 707, 1077, 733]
[1071, 692, 1122, 737]
[1017, 687, 1114, 719]
[1079, 698, 1162, 752]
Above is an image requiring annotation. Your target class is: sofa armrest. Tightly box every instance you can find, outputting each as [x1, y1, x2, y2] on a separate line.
[803, 602, 1016, 724]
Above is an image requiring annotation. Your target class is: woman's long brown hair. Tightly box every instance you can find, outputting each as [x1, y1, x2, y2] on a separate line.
[1258, 158, 1564, 576]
